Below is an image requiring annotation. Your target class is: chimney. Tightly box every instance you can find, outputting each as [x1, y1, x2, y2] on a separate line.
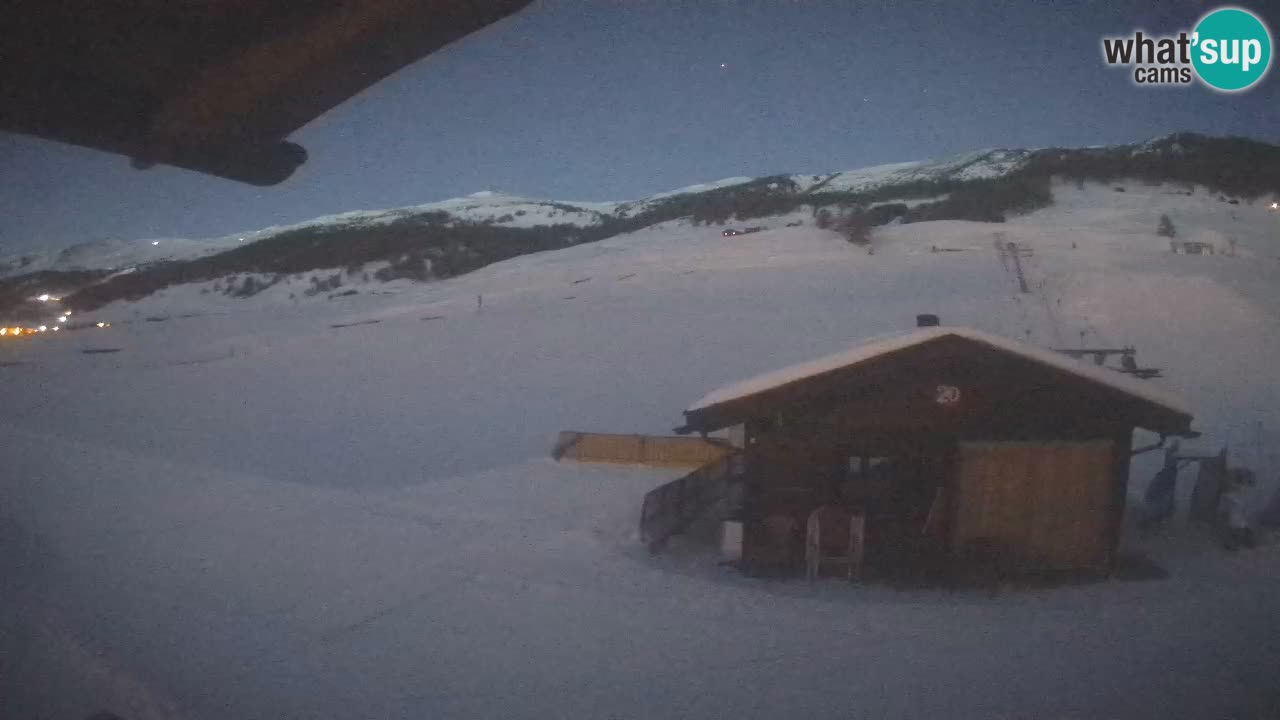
[916, 313, 940, 328]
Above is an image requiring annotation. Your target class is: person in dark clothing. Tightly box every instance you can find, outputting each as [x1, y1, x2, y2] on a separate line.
[1142, 463, 1179, 529]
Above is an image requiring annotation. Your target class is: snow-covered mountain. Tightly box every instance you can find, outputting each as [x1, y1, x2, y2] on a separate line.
[791, 148, 1033, 194]
[0, 192, 617, 279]
[1, 132, 1276, 319]
[0, 147, 1035, 279]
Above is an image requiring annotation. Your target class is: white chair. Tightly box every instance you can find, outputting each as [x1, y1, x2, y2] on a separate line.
[805, 506, 866, 582]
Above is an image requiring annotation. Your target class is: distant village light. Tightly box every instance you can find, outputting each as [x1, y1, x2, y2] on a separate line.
[37, 294, 50, 302]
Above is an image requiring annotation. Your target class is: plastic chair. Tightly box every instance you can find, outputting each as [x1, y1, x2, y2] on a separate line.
[805, 506, 866, 582]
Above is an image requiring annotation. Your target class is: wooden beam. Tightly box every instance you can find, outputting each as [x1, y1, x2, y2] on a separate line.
[1105, 429, 1134, 575]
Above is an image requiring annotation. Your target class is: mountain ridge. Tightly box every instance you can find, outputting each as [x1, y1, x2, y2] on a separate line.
[1, 132, 1277, 317]
[0, 146, 1044, 278]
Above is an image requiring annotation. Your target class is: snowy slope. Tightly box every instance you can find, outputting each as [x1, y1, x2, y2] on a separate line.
[799, 148, 1031, 194]
[609, 176, 758, 217]
[7, 180, 1277, 491]
[2, 178, 1279, 719]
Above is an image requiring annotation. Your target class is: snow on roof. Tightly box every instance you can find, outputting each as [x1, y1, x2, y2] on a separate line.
[688, 326, 1192, 418]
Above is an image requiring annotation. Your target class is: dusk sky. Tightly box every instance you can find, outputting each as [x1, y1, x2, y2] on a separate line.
[3, 0, 1278, 255]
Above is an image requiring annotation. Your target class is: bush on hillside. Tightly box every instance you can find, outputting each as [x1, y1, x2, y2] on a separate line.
[304, 273, 344, 297]
[837, 208, 873, 246]
[374, 253, 430, 282]
[227, 274, 281, 298]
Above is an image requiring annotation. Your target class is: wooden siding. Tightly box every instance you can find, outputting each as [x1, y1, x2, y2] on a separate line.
[952, 440, 1115, 571]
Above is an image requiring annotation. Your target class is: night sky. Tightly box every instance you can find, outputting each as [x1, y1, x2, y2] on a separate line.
[2, 0, 1278, 255]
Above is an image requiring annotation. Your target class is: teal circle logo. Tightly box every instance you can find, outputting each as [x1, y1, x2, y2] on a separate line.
[1192, 7, 1271, 91]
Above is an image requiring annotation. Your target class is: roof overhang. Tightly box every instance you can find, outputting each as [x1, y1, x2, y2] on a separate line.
[1, 0, 532, 185]
[678, 327, 1195, 438]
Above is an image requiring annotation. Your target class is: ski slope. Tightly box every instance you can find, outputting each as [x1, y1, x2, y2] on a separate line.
[2, 180, 1279, 719]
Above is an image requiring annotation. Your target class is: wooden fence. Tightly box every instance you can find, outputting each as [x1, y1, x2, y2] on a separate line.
[552, 431, 732, 468]
[639, 452, 742, 550]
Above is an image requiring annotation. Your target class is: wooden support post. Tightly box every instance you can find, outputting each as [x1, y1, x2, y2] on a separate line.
[1106, 429, 1134, 576]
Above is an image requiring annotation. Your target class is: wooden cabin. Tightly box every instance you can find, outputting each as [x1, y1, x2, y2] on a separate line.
[675, 325, 1194, 580]
[1170, 241, 1216, 255]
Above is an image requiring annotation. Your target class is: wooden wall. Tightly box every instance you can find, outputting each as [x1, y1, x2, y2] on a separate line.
[951, 439, 1117, 572]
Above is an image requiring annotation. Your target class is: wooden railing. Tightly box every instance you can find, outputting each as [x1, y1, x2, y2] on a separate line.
[639, 452, 742, 550]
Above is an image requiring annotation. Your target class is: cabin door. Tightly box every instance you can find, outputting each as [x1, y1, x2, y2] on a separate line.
[952, 440, 1115, 572]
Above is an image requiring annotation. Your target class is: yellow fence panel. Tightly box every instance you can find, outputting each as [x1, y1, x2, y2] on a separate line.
[552, 431, 732, 469]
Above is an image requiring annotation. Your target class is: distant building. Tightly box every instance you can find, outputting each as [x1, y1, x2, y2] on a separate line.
[1170, 241, 1215, 255]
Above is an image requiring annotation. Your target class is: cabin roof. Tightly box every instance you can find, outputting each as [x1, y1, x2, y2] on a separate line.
[683, 326, 1193, 435]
